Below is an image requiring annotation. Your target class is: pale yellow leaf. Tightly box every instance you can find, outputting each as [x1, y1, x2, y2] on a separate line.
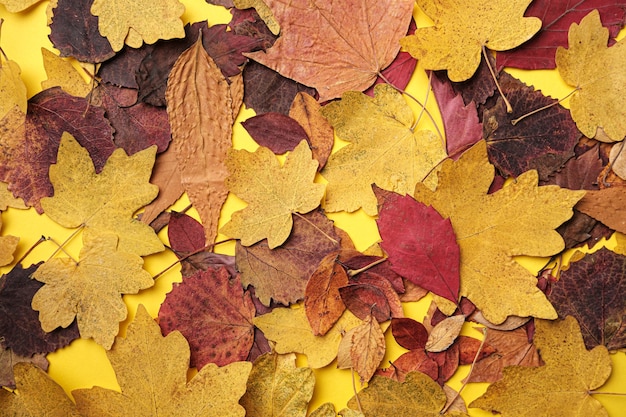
[0, 58, 27, 119]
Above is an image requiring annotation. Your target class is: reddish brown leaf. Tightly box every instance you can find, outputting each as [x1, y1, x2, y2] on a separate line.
[304, 252, 348, 336]
[457, 335, 495, 365]
[376, 191, 460, 303]
[430, 72, 482, 160]
[236, 209, 341, 306]
[158, 267, 255, 368]
[242, 60, 318, 115]
[48, 0, 115, 63]
[229, 7, 277, 50]
[391, 317, 428, 351]
[377, 349, 439, 382]
[242, 112, 309, 154]
[0, 264, 79, 357]
[465, 327, 542, 383]
[289, 92, 334, 170]
[98, 45, 151, 89]
[576, 187, 626, 235]
[483, 74, 580, 181]
[427, 342, 460, 385]
[339, 283, 390, 323]
[548, 248, 626, 351]
[338, 250, 404, 294]
[496, 0, 626, 70]
[0, 87, 115, 212]
[168, 212, 205, 253]
[435, 53, 497, 109]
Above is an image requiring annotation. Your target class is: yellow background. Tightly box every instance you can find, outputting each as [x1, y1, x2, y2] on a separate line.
[1, 1, 624, 415]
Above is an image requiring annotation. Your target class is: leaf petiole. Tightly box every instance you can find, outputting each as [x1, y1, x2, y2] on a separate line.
[46, 225, 84, 263]
[151, 238, 235, 280]
[482, 46, 512, 113]
[511, 88, 579, 125]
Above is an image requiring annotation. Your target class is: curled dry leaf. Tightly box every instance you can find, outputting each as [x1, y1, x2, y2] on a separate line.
[425, 315, 465, 353]
[166, 37, 243, 246]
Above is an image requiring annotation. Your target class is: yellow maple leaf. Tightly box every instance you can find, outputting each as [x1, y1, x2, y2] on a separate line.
[0, 57, 27, 119]
[413, 141, 584, 324]
[556, 10, 626, 142]
[0, 214, 19, 267]
[0, 0, 41, 12]
[240, 352, 314, 417]
[220, 140, 325, 249]
[345, 371, 470, 417]
[32, 231, 154, 349]
[0, 362, 82, 416]
[40, 48, 91, 97]
[320, 84, 446, 216]
[253, 307, 362, 368]
[471, 316, 611, 417]
[90, 0, 185, 51]
[73, 305, 252, 416]
[401, 0, 541, 82]
[0, 181, 26, 210]
[40, 132, 164, 256]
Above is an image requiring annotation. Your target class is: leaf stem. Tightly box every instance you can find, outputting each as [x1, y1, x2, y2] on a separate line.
[14, 235, 47, 266]
[151, 238, 235, 280]
[482, 46, 512, 113]
[440, 327, 488, 415]
[601, 140, 625, 187]
[345, 257, 387, 277]
[46, 226, 84, 262]
[350, 367, 364, 415]
[588, 391, 626, 396]
[511, 88, 579, 125]
[293, 212, 338, 245]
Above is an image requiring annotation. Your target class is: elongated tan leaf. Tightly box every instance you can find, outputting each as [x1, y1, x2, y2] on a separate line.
[425, 315, 465, 353]
[166, 37, 244, 245]
[337, 313, 385, 383]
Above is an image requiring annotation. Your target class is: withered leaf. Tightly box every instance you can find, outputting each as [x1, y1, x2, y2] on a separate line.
[48, 0, 115, 63]
[0, 263, 79, 357]
[245, 0, 414, 101]
[40, 48, 91, 97]
[241, 112, 309, 154]
[0, 347, 48, 389]
[548, 248, 626, 351]
[340, 274, 403, 322]
[235, 209, 341, 306]
[73, 305, 251, 416]
[158, 267, 255, 368]
[391, 317, 429, 351]
[377, 349, 439, 382]
[240, 352, 314, 417]
[576, 187, 626, 235]
[289, 92, 333, 170]
[337, 313, 386, 384]
[166, 37, 243, 245]
[40, 133, 163, 256]
[471, 316, 611, 417]
[425, 315, 465, 353]
[0, 53, 27, 119]
[0, 215, 18, 267]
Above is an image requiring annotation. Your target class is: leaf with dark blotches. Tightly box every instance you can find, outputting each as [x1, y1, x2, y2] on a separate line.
[430, 72, 482, 159]
[0, 88, 115, 212]
[243, 60, 318, 115]
[496, 0, 626, 70]
[48, 0, 115, 63]
[391, 317, 428, 350]
[576, 187, 626, 235]
[0, 263, 79, 357]
[235, 209, 341, 306]
[483, 74, 580, 181]
[376, 349, 439, 382]
[242, 112, 309, 154]
[158, 267, 255, 368]
[97, 84, 170, 155]
[0, 347, 49, 389]
[377, 191, 460, 303]
[548, 248, 626, 351]
[304, 252, 348, 336]
[464, 326, 542, 383]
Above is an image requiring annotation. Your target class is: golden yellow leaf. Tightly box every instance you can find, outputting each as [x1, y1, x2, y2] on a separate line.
[40, 48, 91, 97]
[220, 140, 325, 248]
[0, 214, 19, 267]
[413, 141, 584, 324]
[0, 58, 27, 119]
[310, 403, 337, 417]
[240, 352, 314, 417]
[233, 0, 279, 35]
[614, 232, 626, 256]
[401, 0, 541, 82]
[73, 305, 251, 416]
[320, 84, 446, 216]
[166, 37, 243, 245]
[0, 0, 41, 12]
[556, 10, 626, 142]
[32, 231, 153, 349]
[0, 181, 26, 210]
[90, 0, 185, 51]
[40, 132, 163, 256]
[346, 371, 470, 417]
[471, 316, 611, 417]
[0, 362, 81, 417]
[253, 307, 362, 368]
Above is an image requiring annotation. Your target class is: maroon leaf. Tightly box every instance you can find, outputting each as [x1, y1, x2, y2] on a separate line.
[436, 53, 497, 109]
[98, 45, 152, 89]
[247, 327, 272, 362]
[48, 0, 115, 63]
[376, 349, 439, 382]
[430, 72, 482, 160]
[0, 88, 115, 212]
[0, 264, 79, 357]
[547, 248, 626, 351]
[97, 84, 171, 155]
[427, 342, 460, 385]
[230, 7, 277, 51]
[339, 283, 391, 323]
[339, 251, 404, 294]
[168, 212, 206, 253]
[457, 335, 495, 365]
[158, 267, 256, 368]
[483, 74, 580, 181]
[376, 191, 460, 303]
[243, 60, 318, 115]
[496, 0, 626, 70]
[391, 317, 428, 351]
[241, 113, 310, 154]
[235, 209, 341, 306]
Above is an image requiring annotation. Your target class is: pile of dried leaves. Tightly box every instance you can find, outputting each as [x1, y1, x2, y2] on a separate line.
[1, 0, 625, 416]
